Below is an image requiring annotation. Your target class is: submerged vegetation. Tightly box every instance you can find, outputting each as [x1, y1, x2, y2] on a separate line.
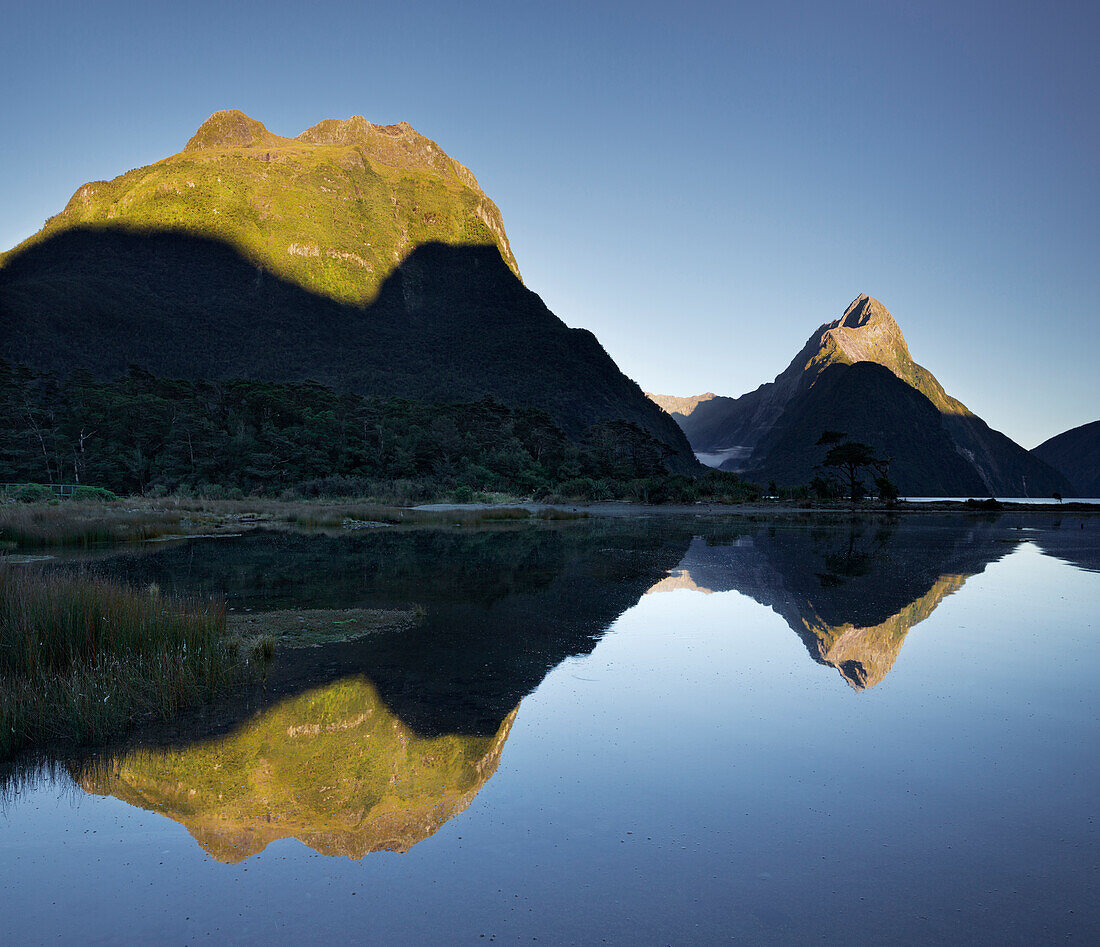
[0, 567, 246, 760]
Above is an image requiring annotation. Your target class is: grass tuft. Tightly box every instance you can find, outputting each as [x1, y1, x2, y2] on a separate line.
[0, 567, 245, 760]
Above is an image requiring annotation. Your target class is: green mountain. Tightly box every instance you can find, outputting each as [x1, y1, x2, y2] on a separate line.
[9, 109, 519, 305]
[0, 110, 695, 471]
[1032, 420, 1100, 496]
[650, 294, 1071, 495]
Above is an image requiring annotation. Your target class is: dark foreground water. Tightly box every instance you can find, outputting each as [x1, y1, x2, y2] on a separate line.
[2, 513, 1098, 944]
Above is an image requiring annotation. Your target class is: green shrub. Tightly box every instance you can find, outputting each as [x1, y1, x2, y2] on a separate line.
[559, 477, 599, 500]
[13, 484, 55, 503]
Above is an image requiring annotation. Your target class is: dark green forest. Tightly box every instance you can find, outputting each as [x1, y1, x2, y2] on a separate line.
[0, 362, 758, 503]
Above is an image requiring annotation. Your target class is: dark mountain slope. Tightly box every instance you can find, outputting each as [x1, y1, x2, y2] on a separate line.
[0, 229, 696, 470]
[1032, 420, 1100, 495]
[738, 362, 990, 495]
[661, 293, 1069, 494]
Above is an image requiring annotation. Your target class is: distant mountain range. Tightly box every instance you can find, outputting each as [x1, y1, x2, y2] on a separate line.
[1032, 420, 1100, 496]
[0, 110, 696, 472]
[649, 294, 1072, 496]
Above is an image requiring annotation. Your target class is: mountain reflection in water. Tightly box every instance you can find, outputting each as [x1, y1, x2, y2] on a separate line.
[645, 519, 1049, 688]
[77, 677, 517, 862]
[24, 512, 1097, 866]
[53, 523, 689, 735]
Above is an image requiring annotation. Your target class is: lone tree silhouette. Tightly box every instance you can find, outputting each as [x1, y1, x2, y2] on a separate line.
[815, 431, 896, 504]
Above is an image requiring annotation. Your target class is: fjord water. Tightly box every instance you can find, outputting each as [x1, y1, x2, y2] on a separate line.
[1, 516, 1097, 943]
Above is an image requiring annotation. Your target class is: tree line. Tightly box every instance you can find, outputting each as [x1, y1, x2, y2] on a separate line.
[0, 362, 759, 503]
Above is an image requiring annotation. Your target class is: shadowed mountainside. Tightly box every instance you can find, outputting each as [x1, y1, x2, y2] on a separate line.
[650, 295, 1069, 494]
[739, 362, 990, 495]
[1032, 420, 1100, 496]
[0, 229, 695, 467]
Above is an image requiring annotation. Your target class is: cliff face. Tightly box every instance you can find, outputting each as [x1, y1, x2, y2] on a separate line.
[645, 392, 717, 419]
[669, 294, 1070, 495]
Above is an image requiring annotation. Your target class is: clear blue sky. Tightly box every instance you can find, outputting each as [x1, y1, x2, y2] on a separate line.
[2, 0, 1096, 447]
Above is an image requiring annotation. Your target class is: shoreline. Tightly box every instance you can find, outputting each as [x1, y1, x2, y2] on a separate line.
[411, 498, 1100, 517]
[4, 496, 1099, 557]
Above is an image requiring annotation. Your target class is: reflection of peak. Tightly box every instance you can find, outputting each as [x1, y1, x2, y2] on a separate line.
[660, 525, 1013, 690]
[77, 677, 517, 861]
[799, 574, 968, 690]
[645, 569, 715, 595]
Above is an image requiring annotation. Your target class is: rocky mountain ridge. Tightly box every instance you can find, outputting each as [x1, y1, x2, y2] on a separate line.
[14, 109, 519, 306]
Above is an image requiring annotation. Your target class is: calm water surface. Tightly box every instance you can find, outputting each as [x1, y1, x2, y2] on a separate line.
[1, 514, 1097, 944]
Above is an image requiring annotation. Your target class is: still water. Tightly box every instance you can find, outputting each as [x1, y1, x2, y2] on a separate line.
[1, 514, 1098, 944]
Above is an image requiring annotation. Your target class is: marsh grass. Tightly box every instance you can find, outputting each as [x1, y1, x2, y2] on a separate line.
[0, 567, 244, 760]
[0, 498, 590, 556]
[285, 504, 536, 529]
[0, 503, 184, 548]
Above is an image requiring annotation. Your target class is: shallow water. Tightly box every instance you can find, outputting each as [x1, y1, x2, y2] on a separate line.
[2, 514, 1098, 944]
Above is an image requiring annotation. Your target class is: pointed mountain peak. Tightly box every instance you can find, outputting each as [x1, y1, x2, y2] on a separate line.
[184, 110, 290, 152]
[837, 293, 897, 330]
[800, 294, 966, 417]
[821, 293, 911, 366]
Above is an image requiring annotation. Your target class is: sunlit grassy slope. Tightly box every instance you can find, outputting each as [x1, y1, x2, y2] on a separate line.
[5, 110, 518, 306]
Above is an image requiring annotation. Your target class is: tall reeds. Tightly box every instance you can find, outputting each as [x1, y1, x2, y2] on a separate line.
[0, 567, 243, 759]
[0, 504, 183, 548]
